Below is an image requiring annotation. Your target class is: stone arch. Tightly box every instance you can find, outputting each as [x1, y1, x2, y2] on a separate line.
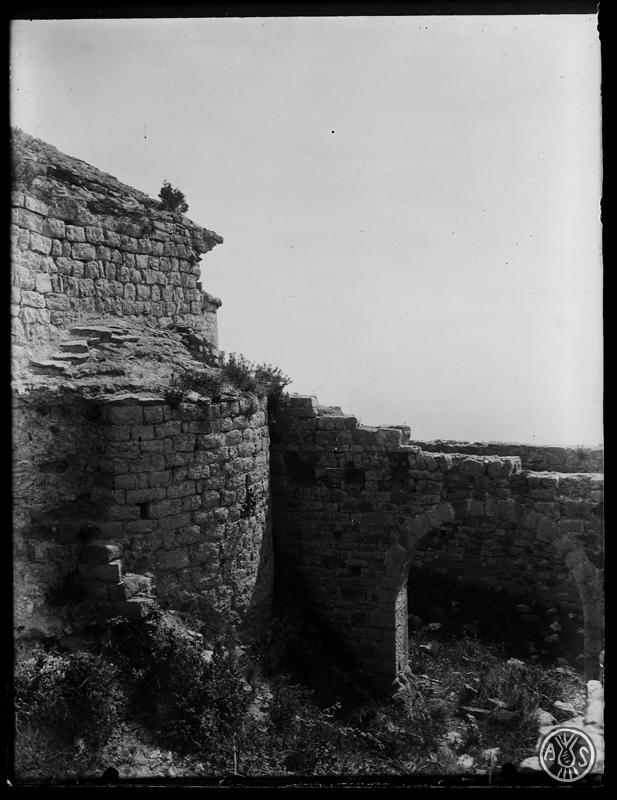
[371, 498, 602, 688]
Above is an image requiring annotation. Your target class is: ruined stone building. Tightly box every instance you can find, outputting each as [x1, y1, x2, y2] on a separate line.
[11, 129, 604, 690]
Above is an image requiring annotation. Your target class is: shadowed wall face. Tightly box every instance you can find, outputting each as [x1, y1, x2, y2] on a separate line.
[13, 391, 273, 641]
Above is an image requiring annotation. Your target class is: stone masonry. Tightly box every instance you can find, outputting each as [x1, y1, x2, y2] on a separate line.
[12, 131, 604, 700]
[11, 128, 223, 349]
[271, 396, 604, 689]
[12, 130, 272, 644]
[409, 440, 603, 474]
[13, 387, 272, 641]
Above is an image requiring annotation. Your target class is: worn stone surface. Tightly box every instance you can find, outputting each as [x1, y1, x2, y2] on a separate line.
[11, 128, 222, 350]
[409, 440, 603, 474]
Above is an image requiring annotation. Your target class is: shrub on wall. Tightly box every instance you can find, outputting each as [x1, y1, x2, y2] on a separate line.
[165, 356, 291, 408]
[223, 354, 292, 411]
[158, 180, 189, 213]
[164, 368, 225, 406]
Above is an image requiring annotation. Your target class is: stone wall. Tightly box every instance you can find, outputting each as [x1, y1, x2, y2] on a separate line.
[11, 129, 223, 348]
[409, 440, 603, 474]
[409, 517, 580, 612]
[13, 388, 273, 641]
[11, 132, 604, 700]
[13, 387, 106, 635]
[271, 396, 604, 689]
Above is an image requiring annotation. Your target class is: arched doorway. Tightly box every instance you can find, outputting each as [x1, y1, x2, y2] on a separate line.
[370, 503, 602, 689]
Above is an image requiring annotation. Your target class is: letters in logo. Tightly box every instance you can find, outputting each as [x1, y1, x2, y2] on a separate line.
[538, 727, 596, 782]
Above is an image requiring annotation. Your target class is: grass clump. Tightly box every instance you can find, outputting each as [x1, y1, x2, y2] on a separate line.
[164, 354, 291, 410]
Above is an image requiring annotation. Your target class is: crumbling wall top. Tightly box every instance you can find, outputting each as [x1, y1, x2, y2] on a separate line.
[11, 129, 224, 356]
[11, 128, 223, 253]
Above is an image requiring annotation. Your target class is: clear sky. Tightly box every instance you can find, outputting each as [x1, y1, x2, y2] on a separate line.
[10, 15, 602, 445]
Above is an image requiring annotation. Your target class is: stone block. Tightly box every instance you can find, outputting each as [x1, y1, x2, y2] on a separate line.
[29, 233, 52, 255]
[458, 458, 486, 478]
[159, 549, 190, 570]
[65, 225, 86, 242]
[157, 512, 192, 530]
[143, 406, 165, 424]
[176, 525, 203, 545]
[41, 217, 65, 238]
[353, 428, 379, 445]
[107, 582, 130, 601]
[108, 504, 141, 521]
[79, 544, 121, 564]
[71, 242, 97, 260]
[285, 396, 318, 417]
[149, 498, 182, 518]
[202, 490, 220, 509]
[192, 541, 220, 564]
[28, 357, 67, 374]
[148, 470, 172, 488]
[85, 226, 105, 243]
[225, 430, 243, 446]
[155, 421, 182, 439]
[126, 487, 167, 504]
[187, 464, 211, 480]
[167, 481, 197, 499]
[125, 519, 156, 534]
[140, 438, 172, 454]
[59, 338, 89, 353]
[130, 425, 155, 441]
[24, 195, 49, 215]
[21, 290, 45, 308]
[200, 433, 225, 449]
[106, 404, 145, 425]
[109, 573, 154, 600]
[12, 207, 44, 232]
[181, 495, 202, 512]
[376, 428, 403, 447]
[113, 473, 137, 490]
[113, 598, 155, 620]
[175, 434, 197, 452]
[132, 453, 166, 472]
[78, 559, 122, 582]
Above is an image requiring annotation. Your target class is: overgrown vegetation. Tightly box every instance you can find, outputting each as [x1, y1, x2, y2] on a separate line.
[164, 367, 225, 407]
[14, 646, 128, 776]
[164, 354, 292, 411]
[158, 180, 188, 213]
[13, 605, 586, 781]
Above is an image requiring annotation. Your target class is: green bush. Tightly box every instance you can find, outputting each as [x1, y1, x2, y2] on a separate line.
[164, 368, 225, 406]
[164, 356, 291, 410]
[158, 180, 188, 213]
[106, 610, 253, 760]
[223, 353, 258, 393]
[14, 645, 127, 748]
[222, 354, 292, 401]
